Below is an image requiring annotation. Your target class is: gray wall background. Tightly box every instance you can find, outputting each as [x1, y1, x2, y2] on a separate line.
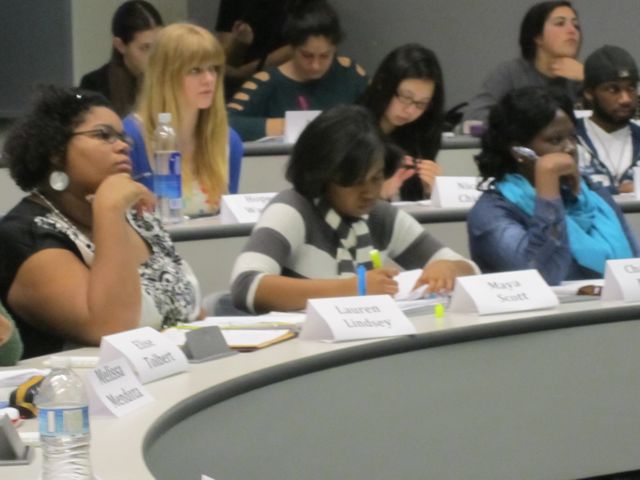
[1, 0, 640, 117]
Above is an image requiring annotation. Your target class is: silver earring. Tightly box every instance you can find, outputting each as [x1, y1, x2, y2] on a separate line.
[49, 171, 69, 191]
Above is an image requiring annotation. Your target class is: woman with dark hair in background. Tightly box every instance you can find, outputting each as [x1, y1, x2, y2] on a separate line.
[227, 0, 367, 141]
[80, 0, 163, 117]
[0, 86, 200, 358]
[463, 1, 582, 124]
[467, 86, 638, 285]
[360, 44, 445, 200]
[230, 105, 476, 313]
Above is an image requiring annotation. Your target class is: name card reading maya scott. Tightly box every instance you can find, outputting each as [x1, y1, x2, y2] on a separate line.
[449, 269, 558, 315]
[300, 295, 416, 342]
[430, 176, 482, 208]
[601, 258, 640, 302]
[87, 357, 154, 417]
[99, 327, 189, 384]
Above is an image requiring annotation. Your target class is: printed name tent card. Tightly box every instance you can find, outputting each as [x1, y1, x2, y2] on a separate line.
[99, 327, 189, 384]
[449, 269, 558, 315]
[601, 258, 640, 302]
[431, 176, 482, 208]
[220, 192, 276, 224]
[86, 357, 154, 417]
[300, 295, 416, 342]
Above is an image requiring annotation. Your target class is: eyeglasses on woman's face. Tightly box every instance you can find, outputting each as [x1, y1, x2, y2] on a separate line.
[71, 125, 133, 147]
[394, 91, 430, 111]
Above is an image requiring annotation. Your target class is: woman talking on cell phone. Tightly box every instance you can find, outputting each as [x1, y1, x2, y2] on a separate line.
[467, 86, 639, 285]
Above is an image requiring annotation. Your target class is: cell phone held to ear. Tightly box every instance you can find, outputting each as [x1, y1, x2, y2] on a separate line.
[511, 146, 538, 163]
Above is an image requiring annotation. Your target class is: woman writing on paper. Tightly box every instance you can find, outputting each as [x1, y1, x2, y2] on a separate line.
[467, 86, 639, 285]
[124, 23, 243, 217]
[0, 87, 200, 358]
[230, 105, 477, 313]
[227, 0, 368, 141]
[360, 44, 445, 200]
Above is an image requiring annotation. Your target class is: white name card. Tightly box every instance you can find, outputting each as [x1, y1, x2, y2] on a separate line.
[449, 269, 558, 315]
[284, 110, 321, 144]
[300, 295, 416, 342]
[430, 176, 482, 208]
[99, 327, 189, 384]
[87, 357, 154, 417]
[220, 192, 276, 224]
[601, 258, 640, 302]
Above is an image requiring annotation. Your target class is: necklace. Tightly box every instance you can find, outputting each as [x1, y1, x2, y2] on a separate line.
[587, 119, 632, 183]
[32, 190, 94, 250]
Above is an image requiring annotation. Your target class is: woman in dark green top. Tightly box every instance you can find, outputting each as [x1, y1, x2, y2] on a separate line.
[0, 303, 23, 366]
[227, 0, 367, 141]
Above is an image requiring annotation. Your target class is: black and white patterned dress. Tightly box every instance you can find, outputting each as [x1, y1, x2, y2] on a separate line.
[0, 198, 200, 358]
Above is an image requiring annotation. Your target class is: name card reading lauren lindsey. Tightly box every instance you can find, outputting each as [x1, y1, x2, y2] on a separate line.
[99, 327, 189, 384]
[449, 269, 558, 315]
[300, 295, 416, 342]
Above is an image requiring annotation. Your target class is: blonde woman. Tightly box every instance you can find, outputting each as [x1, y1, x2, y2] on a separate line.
[124, 23, 243, 217]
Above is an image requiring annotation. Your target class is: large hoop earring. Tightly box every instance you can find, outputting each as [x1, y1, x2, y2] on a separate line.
[49, 171, 69, 191]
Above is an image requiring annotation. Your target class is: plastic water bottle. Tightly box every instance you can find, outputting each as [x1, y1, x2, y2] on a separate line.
[153, 112, 183, 223]
[35, 356, 93, 479]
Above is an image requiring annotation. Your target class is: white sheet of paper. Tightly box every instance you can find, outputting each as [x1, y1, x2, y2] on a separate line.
[0, 369, 48, 388]
[284, 110, 321, 143]
[551, 279, 604, 297]
[431, 176, 482, 208]
[394, 269, 429, 300]
[221, 329, 291, 348]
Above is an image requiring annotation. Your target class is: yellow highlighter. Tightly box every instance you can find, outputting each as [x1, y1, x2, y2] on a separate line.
[370, 249, 382, 269]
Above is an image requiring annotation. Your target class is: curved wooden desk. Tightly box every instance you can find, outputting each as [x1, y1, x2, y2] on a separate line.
[5, 300, 640, 479]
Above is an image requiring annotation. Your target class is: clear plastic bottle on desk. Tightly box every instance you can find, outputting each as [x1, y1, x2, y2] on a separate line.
[35, 356, 93, 479]
[153, 112, 183, 223]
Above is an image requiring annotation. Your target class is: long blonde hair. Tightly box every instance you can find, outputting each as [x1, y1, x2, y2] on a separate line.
[137, 23, 228, 203]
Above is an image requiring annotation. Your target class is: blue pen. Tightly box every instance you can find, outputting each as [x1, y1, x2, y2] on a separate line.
[357, 265, 367, 296]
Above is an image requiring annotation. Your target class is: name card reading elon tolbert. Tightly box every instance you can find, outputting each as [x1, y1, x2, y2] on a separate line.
[86, 357, 154, 417]
[601, 258, 640, 302]
[99, 327, 189, 384]
[220, 192, 276, 224]
[430, 176, 482, 208]
[300, 295, 416, 342]
[449, 269, 558, 315]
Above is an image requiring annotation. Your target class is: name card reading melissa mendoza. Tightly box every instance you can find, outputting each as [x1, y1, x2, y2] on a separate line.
[99, 327, 189, 384]
[431, 176, 482, 208]
[601, 258, 640, 302]
[449, 269, 558, 315]
[86, 357, 154, 417]
[300, 295, 416, 342]
[220, 192, 276, 224]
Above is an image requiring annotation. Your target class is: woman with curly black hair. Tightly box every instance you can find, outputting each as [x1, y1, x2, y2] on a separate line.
[0, 86, 200, 358]
[467, 86, 639, 285]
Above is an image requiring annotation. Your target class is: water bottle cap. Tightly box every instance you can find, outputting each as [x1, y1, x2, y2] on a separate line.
[48, 356, 71, 369]
[158, 112, 172, 124]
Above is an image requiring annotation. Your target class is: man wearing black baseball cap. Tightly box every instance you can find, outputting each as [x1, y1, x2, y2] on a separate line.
[577, 45, 640, 193]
